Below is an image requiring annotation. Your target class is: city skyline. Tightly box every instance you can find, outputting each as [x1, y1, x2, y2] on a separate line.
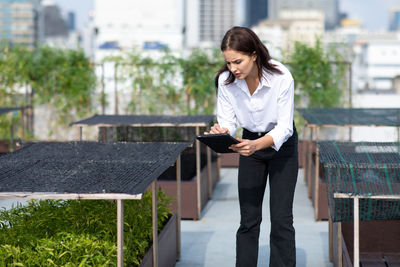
[54, 0, 400, 32]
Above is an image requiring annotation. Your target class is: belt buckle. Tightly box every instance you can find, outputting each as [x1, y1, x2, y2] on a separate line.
[258, 132, 262, 137]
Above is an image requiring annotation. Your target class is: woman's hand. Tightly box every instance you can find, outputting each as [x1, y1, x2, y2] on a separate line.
[204, 123, 230, 135]
[229, 138, 258, 156]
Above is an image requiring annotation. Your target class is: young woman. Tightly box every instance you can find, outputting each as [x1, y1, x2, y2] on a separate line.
[207, 26, 298, 267]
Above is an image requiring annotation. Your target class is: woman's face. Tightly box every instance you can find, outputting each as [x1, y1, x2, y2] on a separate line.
[223, 49, 257, 80]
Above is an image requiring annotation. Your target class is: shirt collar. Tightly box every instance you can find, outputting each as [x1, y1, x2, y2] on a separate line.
[233, 68, 272, 93]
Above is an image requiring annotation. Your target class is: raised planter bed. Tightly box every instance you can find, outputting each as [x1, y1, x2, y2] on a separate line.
[157, 145, 218, 220]
[0, 140, 10, 154]
[304, 140, 329, 220]
[98, 126, 219, 220]
[219, 152, 239, 168]
[310, 165, 329, 221]
[332, 220, 400, 267]
[140, 213, 177, 267]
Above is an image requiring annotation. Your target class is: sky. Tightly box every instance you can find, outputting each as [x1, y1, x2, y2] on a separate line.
[53, 0, 400, 32]
[339, 0, 399, 31]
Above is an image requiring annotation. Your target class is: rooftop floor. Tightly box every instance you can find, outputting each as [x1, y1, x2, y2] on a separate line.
[0, 168, 332, 267]
[176, 168, 333, 267]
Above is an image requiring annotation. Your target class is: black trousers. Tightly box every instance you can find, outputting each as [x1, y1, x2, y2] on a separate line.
[236, 127, 298, 267]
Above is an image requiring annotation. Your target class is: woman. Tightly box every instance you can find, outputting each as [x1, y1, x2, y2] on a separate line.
[207, 26, 298, 267]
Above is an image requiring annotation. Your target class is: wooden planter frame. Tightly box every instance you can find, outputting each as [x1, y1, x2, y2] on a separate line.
[74, 120, 219, 220]
[303, 124, 400, 221]
[158, 156, 219, 219]
[0, 144, 185, 267]
[330, 194, 400, 267]
[140, 213, 178, 267]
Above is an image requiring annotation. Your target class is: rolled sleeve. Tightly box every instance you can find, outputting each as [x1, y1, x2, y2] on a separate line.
[267, 78, 294, 151]
[217, 83, 238, 136]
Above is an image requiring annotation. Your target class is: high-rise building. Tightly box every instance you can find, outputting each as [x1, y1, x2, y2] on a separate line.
[0, 0, 40, 47]
[199, 0, 236, 44]
[94, 0, 183, 51]
[389, 8, 400, 31]
[43, 3, 68, 37]
[268, 0, 339, 30]
[186, 0, 237, 48]
[245, 0, 268, 27]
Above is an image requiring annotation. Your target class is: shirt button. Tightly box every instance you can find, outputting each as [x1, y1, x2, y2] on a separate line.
[258, 132, 262, 136]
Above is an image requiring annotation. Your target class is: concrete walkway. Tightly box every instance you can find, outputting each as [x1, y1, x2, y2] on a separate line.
[176, 168, 333, 267]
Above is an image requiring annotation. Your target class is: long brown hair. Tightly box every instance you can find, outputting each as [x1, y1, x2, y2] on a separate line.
[214, 26, 282, 88]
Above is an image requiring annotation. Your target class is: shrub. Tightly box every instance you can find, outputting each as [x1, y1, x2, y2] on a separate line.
[0, 189, 172, 266]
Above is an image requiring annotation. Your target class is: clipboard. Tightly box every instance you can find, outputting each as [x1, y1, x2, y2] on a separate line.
[196, 133, 239, 153]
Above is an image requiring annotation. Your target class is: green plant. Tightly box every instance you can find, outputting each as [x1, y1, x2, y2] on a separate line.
[102, 48, 224, 115]
[285, 39, 348, 108]
[0, 44, 96, 139]
[0, 189, 173, 266]
[284, 39, 349, 137]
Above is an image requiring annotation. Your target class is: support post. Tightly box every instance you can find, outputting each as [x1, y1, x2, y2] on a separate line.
[176, 156, 181, 260]
[195, 126, 201, 219]
[207, 147, 212, 199]
[20, 108, 25, 139]
[338, 222, 342, 267]
[117, 199, 124, 267]
[314, 126, 320, 220]
[307, 126, 314, 197]
[353, 197, 359, 267]
[152, 182, 158, 267]
[78, 126, 83, 141]
[397, 127, 400, 142]
[329, 215, 333, 261]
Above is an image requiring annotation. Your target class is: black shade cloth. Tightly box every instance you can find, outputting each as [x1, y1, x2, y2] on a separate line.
[71, 114, 215, 126]
[297, 108, 400, 126]
[318, 141, 400, 222]
[196, 134, 239, 153]
[0, 107, 24, 115]
[0, 142, 189, 195]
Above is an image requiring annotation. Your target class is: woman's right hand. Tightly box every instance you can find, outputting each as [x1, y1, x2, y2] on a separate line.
[204, 123, 230, 135]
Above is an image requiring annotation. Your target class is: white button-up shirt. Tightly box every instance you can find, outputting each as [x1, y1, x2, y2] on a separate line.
[217, 59, 294, 151]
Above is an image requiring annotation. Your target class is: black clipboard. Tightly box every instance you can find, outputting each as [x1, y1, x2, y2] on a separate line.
[196, 133, 239, 153]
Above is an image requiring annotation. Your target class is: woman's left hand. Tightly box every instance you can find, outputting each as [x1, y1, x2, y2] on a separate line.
[229, 138, 258, 156]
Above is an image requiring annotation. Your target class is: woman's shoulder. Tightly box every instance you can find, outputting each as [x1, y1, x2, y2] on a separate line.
[218, 71, 231, 86]
[268, 59, 293, 80]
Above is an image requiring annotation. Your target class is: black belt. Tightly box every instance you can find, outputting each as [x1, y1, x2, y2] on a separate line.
[242, 128, 269, 140]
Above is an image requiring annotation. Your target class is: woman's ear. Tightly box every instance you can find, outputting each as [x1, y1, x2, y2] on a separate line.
[252, 51, 257, 61]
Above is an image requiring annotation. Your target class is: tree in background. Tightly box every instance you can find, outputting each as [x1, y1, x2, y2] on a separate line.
[0, 44, 96, 139]
[286, 39, 348, 108]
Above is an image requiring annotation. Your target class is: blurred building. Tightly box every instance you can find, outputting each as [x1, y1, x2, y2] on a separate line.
[245, 0, 268, 28]
[356, 39, 400, 91]
[94, 0, 183, 51]
[186, 0, 237, 48]
[252, 9, 325, 58]
[0, 0, 41, 47]
[67, 11, 75, 32]
[268, 0, 340, 30]
[41, 0, 81, 49]
[42, 1, 68, 38]
[389, 8, 400, 31]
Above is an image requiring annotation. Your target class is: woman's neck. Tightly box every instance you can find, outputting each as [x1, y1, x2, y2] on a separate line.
[245, 67, 260, 96]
